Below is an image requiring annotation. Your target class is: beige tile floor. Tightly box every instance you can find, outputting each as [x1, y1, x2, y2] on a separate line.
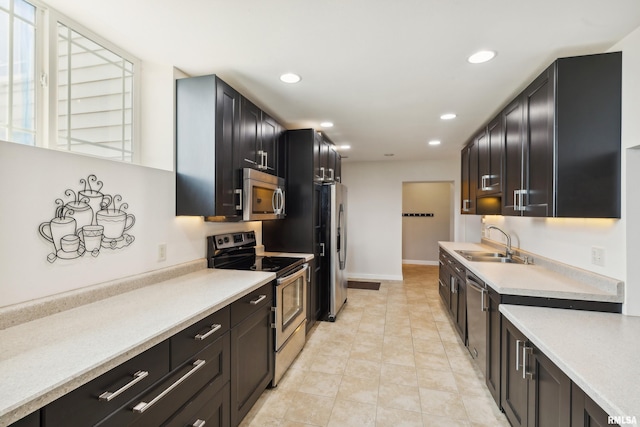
[240, 265, 510, 427]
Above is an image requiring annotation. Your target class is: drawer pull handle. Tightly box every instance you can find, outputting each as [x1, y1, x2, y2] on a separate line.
[99, 370, 149, 402]
[194, 323, 222, 341]
[250, 294, 267, 305]
[192, 420, 206, 427]
[132, 359, 206, 413]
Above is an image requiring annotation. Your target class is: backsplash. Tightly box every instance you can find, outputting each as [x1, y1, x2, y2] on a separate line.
[0, 140, 260, 309]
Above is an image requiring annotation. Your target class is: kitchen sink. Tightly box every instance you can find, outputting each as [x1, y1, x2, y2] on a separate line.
[455, 250, 525, 264]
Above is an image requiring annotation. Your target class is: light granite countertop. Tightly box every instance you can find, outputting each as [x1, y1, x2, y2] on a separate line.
[439, 241, 623, 303]
[500, 304, 640, 423]
[0, 268, 276, 426]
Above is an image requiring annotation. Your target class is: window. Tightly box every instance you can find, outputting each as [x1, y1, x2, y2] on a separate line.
[0, 0, 139, 162]
[0, 0, 37, 145]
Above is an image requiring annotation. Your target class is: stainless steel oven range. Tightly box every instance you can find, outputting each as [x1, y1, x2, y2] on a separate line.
[207, 231, 308, 386]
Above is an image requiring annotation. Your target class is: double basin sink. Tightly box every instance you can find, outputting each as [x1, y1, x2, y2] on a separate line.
[454, 250, 526, 264]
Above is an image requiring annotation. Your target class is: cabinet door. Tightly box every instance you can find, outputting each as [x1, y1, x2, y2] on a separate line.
[176, 75, 239, 217]
[486, 289, 501, 406]
[522, 65, 554, 217]
[477, 117, 502, 195]
[455, 276, 466, 342]
[313, 132, 324, 182]
[319, 138, 331, 181]
[239, 97, 262, 170]
[334, 151, 342, 182]
[215, 78, 242, 216]
[230, 302, 274, 426]
[502, 97, 524, 216]
[571, 383, 616, 427]
[261, 112, 279, 175]
[527, 347, 571, 427]
[501, 318, 529, 427]
[461, 141, 477, 214]
[438, 252, 451, 308]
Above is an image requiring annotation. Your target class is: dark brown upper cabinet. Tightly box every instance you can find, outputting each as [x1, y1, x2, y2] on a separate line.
[477, 116, 503, 196]
[463, 51, 621, 218]
[238, 99, 281, 176]
[507, 52, 622, 218]
[176, 75, 242, 218]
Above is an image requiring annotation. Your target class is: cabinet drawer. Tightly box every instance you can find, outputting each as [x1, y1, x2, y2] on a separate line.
[8, 411, 39, 427]
[100, 333, 230, 427]
[44, 340, 170, 427]
[231, 283, 273, 327]
[171, 306, 230, 369]
[163, 381, 230, 427]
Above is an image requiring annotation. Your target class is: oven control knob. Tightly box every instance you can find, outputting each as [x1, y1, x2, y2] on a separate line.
[224, 237, 230, 243]
[217, 239, 223, 245]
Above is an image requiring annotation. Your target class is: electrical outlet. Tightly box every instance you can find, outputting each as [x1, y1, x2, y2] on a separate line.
[591, 246, 605, 267]
[158, 243, 167, 262]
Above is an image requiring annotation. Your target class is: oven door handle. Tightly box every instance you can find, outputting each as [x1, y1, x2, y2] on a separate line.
[277, 263, 308, 285]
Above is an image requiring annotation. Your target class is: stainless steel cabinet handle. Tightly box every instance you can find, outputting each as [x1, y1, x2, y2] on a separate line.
[515, 340, 523, 372]
[523, 346, 534, 380]
[250, 294, 267, 305]
[99, 370, 149, 402]
[320, 167, 325, 180]
[192, 420, 206, 427]
[450, 277, 455, 293]
[454, 266, 462, 274]
[319, 243, 325, 256]
[327, 168, 334, 181]
[480, 288, 487, 312]
[194, 324, 222, 341]
[235, 189, 243, 211]
[132, 360, 206, 413]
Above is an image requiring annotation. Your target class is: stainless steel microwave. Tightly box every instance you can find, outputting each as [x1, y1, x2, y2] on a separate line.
[242, 168, 285, 221]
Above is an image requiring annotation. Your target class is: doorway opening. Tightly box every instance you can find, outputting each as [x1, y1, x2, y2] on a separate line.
[402, 181, 454, 265]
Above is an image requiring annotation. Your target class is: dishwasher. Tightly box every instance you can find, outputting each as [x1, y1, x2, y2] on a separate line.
[465, 271, 488, 377]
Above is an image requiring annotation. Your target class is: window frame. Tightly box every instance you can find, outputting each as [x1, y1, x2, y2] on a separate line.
[3, 0, 141, 163]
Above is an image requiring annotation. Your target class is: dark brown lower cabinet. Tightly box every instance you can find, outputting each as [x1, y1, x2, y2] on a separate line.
[501, 317, 571, 427]
[230, 283, 274, 427]
[571, 383, 619, 427]
[486, 288, 501, 406]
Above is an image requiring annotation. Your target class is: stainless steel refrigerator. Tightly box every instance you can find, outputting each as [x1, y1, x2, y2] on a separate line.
[322, 182, 348, 321]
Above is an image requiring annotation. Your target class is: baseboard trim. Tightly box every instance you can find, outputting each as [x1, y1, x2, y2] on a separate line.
[402, 259, 438, 266]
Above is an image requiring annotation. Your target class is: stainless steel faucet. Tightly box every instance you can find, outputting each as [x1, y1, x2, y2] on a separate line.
[487, 225, 513, 258]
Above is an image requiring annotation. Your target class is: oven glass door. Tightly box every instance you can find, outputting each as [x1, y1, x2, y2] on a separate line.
[275, 265, 307, 350]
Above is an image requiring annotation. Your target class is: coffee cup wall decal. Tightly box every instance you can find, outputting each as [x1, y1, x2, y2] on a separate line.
[38, 175, 136, 263]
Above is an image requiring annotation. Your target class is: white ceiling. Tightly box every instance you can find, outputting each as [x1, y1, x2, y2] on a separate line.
[45, 0, 640, 162]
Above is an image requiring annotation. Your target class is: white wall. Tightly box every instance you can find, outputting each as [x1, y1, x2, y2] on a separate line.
[402, 182, 452, 264]
[0, 140, 260, 308]
[342, 158, 463, 281]
[614, 25, 640, 315]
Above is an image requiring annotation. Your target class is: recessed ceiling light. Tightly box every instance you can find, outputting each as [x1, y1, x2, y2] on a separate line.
[320, 122, 334, 128]
[384, 153, 394, 157]
[428, 140, 441, 146]
[280, 73, 301, 83]
[338, 144, 351, 150]
[467, 50, 496, 64]
[440, 113, 457, 120]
